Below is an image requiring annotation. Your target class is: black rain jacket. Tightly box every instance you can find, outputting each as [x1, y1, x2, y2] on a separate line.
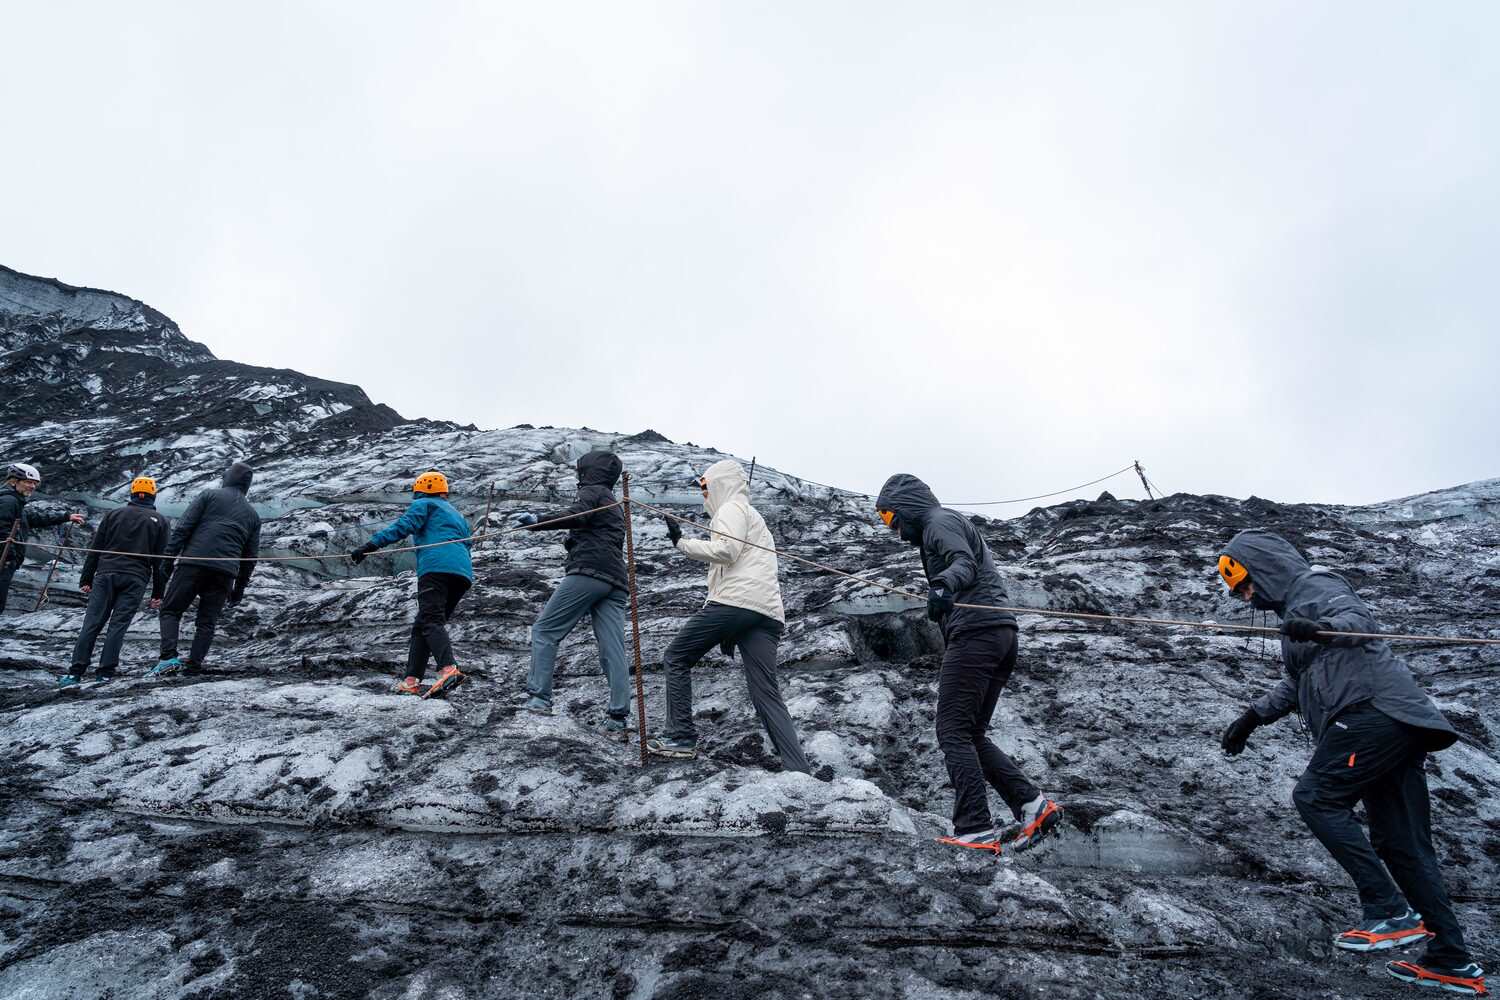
[1223, 529, 1458, 751]
[166, 463, 262, 592]
[81, 496, 172, 598]
[875, 473, 1017, 641]
[526, 451, 627, 592]
[0, 483, 71, 569]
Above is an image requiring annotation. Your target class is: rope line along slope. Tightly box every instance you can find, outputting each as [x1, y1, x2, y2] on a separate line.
[628, 499, 1500, 648]
[746, 463, 1142, 508]
[19, 503, 625, 563]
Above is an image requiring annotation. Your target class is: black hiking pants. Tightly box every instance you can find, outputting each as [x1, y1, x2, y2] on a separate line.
[937, 626, 1039, 836]
[407, 572, 470, 680]
[662, 602, 809, 773]
[0, 560, 17, 614]
[71, 573, 147, 676]
[158, 566, 232, 666]
[1293, 701, 1470, 965]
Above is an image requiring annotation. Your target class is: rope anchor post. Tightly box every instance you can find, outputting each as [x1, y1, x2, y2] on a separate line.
[34, 522, 74, 612]
[621, 473, 650, 766]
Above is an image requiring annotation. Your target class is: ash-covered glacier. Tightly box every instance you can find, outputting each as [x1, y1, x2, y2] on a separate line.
[0, 265, 1495, 999]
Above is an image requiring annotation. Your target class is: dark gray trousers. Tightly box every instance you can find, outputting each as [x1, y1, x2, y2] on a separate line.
[662, 602, 809, 773]
[70, 573, 147, 676]
[158, 566, 231, 666]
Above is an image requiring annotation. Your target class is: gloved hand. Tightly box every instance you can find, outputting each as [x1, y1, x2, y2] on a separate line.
[350, 542, 378, 565]
[229, 587, 245, 606]
[514, 512, 539, 527]
[719, 639, 736, 660]
[1281, 616, 1326, 643]
[1221, 707, 1262, 756]
[664, 517, 682, 546]
[927, 585, 954, 623]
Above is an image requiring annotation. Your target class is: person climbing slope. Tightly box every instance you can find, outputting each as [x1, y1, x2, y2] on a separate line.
[875, 474, 1062, 855]
[351, 471, 473, 698]
[60, 476, 170, 688]
[513, 450, 632, 734]
[647, 460, 809, 773]
[1217, 529, 1483, 995]
[150, 462, 260, 677]
[0, 462, 86, 614]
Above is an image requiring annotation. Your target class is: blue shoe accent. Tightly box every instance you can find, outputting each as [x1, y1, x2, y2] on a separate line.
[57, 675, 81, 690]
[147, 657, 183, 678]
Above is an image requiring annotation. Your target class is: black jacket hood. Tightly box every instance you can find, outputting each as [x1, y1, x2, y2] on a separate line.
[876, 474, 940, 544]
[577, 451, 622, 490]
[1223, 529, 1309, 614]
[222, 463, 254, 494]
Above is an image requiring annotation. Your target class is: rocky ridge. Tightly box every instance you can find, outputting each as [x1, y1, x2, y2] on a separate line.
[0, 266, 1495, 999]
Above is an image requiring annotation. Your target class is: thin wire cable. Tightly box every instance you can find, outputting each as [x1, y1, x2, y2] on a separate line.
[737, 463, 1139, 507]
[631, 498, 1500, 648]
[22, 503, 624, 563]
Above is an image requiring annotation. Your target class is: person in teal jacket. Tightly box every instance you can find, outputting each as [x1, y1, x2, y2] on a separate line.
[351, 471, 474, 697]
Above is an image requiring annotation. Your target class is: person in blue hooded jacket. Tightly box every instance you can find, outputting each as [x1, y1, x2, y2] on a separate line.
[351, 471, 473, 698]
[1217, 529, 1481, 996]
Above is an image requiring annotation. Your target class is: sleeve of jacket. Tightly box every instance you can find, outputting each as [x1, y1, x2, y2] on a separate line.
[0, 493, 19, 533]
[1252, 678, 1299, 722]
[27, 506, 71, 529]
[369, 502, 429, 549]
[526, 495, 596, 532]
[151, 516, 172, 599]
[234, 515, 261, 595]
[1289, 588, 1381, 648]
[676, 502, 748, 565]
[165, 493, 207, 557]
[924, 516, 980, 593]
[79, 509, 114, 587]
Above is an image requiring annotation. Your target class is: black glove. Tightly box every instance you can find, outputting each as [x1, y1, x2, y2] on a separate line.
[927, 584, 954, 623]
[719, 639, 736, 660]
[350, 542, 378, 565]
[664, 517, 682, 546]
[1221, 707, 1262, 756]
[229, 587, 245, 606]
[514, 512, 539, 527]
[1281, 616, 1326, 643]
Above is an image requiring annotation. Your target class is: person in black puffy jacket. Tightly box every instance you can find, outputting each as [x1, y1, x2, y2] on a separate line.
[60, 476, 170, 687]
[513, 451, 632, 731]
[149, 462, 261, 676]
[0, 462, 85, 614]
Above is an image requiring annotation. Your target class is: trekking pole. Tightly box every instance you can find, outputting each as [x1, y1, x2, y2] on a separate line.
[0, 520, 17, 573]
[33, 522, 73, 611]
[480, 482, 495, 549]
[621, 472, 650, 767]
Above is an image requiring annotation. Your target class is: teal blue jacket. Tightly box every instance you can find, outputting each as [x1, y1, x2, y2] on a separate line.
[369, 497, 473, 580]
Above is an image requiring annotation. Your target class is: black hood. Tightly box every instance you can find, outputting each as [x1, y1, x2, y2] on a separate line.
[876, 473, 941, 544]
[222, 462, 254, 494]
[1222, 529, 1309, 614]
[577, 451, 622, 490]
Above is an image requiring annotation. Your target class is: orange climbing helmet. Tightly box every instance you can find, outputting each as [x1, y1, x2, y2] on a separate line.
[130, 476, 157, 496]
[413, 471, 449, 495]
[1218, 554, 1250, 592]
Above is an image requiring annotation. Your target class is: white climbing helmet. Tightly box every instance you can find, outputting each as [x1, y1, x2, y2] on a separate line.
[5, 463, 41, 484]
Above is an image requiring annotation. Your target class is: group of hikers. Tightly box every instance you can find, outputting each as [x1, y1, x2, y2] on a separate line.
[0, 454, 1485, 995]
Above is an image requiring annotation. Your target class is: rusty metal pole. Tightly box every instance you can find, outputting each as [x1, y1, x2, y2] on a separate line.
[620, 472, 650, 766]
[34, 522, 73, 611]
[0, 520, 17, 575]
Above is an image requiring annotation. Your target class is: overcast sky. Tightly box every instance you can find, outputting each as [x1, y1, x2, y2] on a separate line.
[3, 3, 1497, 508]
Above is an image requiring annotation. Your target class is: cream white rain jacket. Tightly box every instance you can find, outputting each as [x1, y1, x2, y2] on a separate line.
[674, 459, 785, 624]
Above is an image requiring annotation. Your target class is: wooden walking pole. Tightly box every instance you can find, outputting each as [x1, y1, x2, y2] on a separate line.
[620, 472, 650, 766]
[33, 523, 73, 611]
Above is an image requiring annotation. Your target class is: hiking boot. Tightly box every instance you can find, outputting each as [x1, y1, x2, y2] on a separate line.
[1387, 959, 1486, 995]
[422, 665, 465, 700]
[936, 829, 1003, 854]
[180, 660, 204, 676]
[147, 657, 183, 678]
[523, 697, 553, 715]
[603, 717, 631, 741]
[94, 671, 116, 684]
[1008, 797, 1063, 853]
[1335, 909, 1431, 952]
[646, 736, 697, 760]
[57, 674, 81, 691]
[393, 676, 422, 696]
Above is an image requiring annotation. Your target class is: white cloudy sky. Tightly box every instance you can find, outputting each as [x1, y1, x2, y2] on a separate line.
[3, 3, 1497, 507]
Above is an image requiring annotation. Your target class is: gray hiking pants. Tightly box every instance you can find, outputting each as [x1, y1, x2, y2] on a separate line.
[662, 602, 809, 773]
[71, 572, 147, 676]
[527, 573, 630, 717]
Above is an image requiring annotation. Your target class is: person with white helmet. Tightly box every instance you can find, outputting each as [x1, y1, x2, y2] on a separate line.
[0, 463, 86, 614]
[60, 476, 171, 689]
